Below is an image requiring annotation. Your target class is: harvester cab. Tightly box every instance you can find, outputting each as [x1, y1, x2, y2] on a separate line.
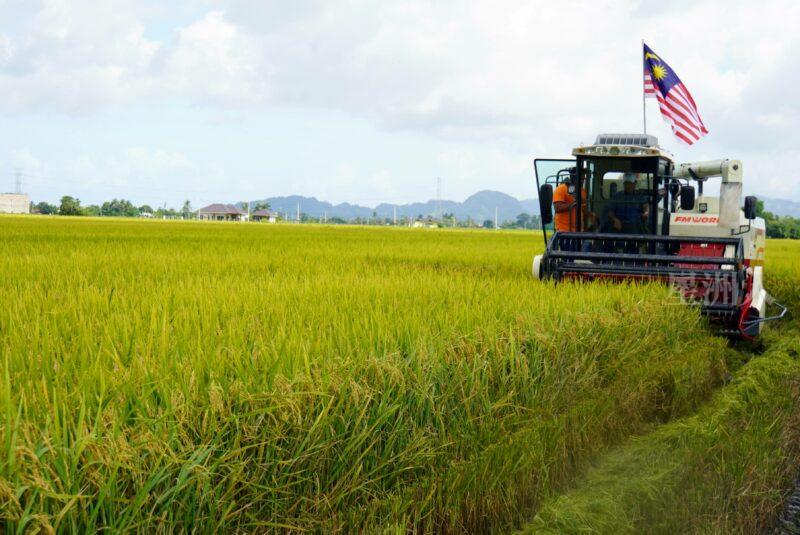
[533, 134, 786, 338]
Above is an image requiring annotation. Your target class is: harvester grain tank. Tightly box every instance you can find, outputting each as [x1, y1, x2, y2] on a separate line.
[533, 134, 785, 338]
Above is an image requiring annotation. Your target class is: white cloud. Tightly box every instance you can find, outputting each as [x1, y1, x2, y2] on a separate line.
[3, 0, 799, 143]
[0, 0, 160, 111]
[162, 11, 267, 105]
[2, 0, 800, 199]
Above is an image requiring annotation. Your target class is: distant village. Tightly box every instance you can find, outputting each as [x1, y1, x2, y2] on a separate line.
[0, 192, 543, 230]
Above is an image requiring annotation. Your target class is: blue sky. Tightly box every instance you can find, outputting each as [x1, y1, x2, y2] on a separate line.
[1, 0, 798, 209]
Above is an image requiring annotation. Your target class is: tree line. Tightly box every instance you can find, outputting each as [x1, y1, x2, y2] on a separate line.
[756, 200, 800, 239]
[32, 197, 195, 218]
[31, 196, 543, 229]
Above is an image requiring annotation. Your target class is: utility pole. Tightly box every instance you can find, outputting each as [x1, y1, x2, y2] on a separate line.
[495, 206, 498, 230]
[14, 168, 22, 194]
[324, 211, 327, 224]
[393, 206, 397, 226]
[436, 176, 442, 221]
[296, 202, 300, 223]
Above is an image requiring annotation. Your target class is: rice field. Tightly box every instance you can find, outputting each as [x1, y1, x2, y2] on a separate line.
[0, 216, 797, 532]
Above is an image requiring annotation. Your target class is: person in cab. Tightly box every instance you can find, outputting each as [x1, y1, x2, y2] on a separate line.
[608, 173, 650, 234]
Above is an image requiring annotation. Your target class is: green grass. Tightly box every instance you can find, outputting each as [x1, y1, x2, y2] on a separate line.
[0, 217, 793, 532]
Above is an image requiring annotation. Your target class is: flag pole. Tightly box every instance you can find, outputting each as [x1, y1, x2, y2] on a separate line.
[641, 39, 647, 135]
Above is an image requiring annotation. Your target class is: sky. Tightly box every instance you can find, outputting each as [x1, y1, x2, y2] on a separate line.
[1, 0, 799, 209]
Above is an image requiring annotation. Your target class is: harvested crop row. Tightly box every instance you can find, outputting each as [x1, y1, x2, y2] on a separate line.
[0, 218, 731, 532]
[522, 336, 800, 534]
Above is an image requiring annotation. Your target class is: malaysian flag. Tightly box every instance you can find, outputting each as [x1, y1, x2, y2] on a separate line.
[643, 43, 708, 145]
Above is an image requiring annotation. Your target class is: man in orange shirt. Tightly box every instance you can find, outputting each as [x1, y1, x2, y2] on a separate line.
[553, 172, 590, 232]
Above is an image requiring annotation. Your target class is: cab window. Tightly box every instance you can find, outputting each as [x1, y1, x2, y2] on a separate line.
[590, 171, 654, 234]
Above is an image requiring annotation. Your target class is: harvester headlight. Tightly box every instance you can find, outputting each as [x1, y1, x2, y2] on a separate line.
[583, 146, 606, 155]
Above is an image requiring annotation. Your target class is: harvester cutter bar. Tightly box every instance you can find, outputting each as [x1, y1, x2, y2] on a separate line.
[555, 263, 740, 278]
[549, 250, 738, 266]
[542, 231, 748, 320]
[545, 232, 745, 276]
[552, 231, 743, 246]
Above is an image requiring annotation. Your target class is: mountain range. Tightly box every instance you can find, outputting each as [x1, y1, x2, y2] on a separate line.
[251, 190, 538, 223]
[247, 191, 800, 222]
[761, 196, 800, 218]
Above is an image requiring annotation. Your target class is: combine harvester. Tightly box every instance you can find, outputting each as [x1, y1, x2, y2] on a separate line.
[533, 134, 785, 338]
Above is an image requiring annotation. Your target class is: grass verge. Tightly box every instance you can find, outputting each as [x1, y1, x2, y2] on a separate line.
[523, 336, 800, 534]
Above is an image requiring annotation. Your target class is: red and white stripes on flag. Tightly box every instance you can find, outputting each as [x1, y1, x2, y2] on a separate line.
[643, 70, 657, 96]
[643, 43, 708, 146]
[646, 82, 709, 145]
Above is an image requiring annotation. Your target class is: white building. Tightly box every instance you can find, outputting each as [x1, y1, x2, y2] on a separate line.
[252, 209, 279, 223]
[197, 203, 246, 221]
[0, 193, 30, 214]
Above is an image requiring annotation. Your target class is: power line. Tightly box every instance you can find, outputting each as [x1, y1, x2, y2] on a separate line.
[13, 170, 417, 207]
[16, 171, 227, 200]
[11, 169, 415, 205]
[10, 168, 476, 212]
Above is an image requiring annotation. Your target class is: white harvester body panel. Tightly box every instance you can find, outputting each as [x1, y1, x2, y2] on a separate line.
[533, 134, 784, 338]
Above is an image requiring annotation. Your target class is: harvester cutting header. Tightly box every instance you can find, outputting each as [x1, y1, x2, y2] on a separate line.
[533, 134, 786, 338]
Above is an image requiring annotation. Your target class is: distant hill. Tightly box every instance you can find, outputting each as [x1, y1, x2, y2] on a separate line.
[248, 195, 373, 220]
[520, 198, 539, 214]
[250, 190, 536, 223]
[761, 196, 800, 218]
[246, 191, 799, 222]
